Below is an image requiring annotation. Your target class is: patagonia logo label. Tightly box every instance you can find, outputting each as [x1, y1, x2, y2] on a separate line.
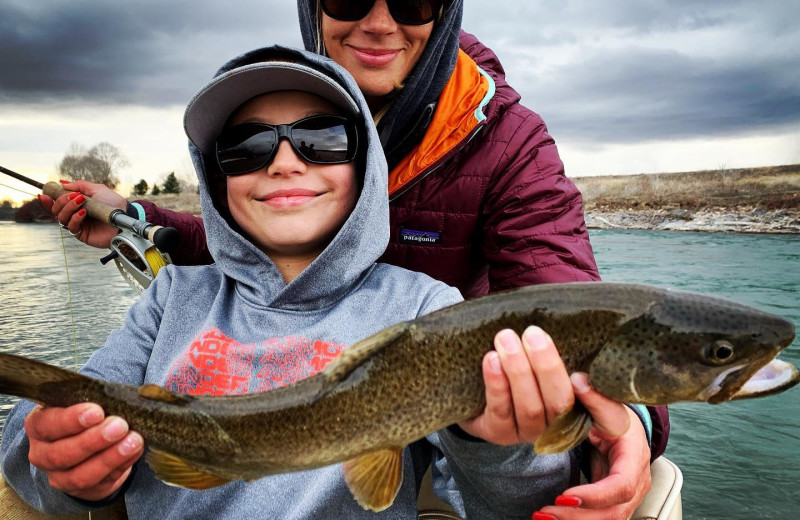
[400, 228, 441, 244]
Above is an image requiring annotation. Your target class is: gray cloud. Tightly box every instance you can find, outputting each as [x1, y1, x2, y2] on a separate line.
[0, 0, 798, 145]
[463, 0, 800, 143]
[0, 0, 301, 105]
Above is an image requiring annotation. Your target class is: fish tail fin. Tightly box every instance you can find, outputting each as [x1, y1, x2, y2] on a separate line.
[0, 352, 95, 407]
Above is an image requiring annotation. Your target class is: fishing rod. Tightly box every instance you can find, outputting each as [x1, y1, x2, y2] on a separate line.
[1, 164, 180, 292]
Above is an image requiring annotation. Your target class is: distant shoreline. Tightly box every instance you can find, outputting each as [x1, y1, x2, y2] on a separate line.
[6, 164, 800, 234]
[574, 163, 800, 234]
[584, 208, 800, 234]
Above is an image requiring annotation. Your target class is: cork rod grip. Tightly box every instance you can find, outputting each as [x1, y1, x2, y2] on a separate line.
[42, 181, 120, 224]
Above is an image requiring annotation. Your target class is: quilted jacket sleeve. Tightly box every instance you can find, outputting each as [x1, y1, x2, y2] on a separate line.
[134, 200, 213, 266]
[480, 106, 600, 290]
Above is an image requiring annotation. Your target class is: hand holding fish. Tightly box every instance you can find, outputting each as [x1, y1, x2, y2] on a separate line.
[24, 402, 144, 501]
[40, 180, 123, 248]
[534, 377, 652, 520]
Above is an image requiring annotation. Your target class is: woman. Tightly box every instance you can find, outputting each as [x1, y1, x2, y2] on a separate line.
[46, 1, 668, 518]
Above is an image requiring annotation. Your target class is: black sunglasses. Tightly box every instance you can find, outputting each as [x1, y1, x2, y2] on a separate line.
[321, 0, 443, 26]
[215, 115, 359, 176]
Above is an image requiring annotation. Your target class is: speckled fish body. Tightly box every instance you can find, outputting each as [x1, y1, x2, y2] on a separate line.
[0, 282, 796, 511]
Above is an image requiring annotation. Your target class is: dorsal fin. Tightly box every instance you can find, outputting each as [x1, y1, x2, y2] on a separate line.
[138, 384, 193, 405]
[323, 321, 413, 384]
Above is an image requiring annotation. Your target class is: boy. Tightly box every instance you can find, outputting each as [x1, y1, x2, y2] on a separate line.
[2, 46, 635, 519]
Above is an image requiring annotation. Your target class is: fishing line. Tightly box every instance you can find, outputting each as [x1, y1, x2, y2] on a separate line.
[0, 181, 38, 197]
[57, 226, 81, 370]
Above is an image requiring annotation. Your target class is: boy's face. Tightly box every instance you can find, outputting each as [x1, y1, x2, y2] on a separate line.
[225, 91, 359, 260]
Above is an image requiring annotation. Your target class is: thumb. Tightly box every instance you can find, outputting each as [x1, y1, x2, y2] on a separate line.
[571, 372, 630, 439]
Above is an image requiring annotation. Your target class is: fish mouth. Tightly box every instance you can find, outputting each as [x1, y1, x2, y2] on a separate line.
[731, 359, 800, 401]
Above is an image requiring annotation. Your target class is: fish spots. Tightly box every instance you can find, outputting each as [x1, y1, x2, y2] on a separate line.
[164, 328, 346, 396]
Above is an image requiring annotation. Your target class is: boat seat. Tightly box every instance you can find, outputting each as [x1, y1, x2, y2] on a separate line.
[0, 456, 682, 520]
[415, 456, 683, 520]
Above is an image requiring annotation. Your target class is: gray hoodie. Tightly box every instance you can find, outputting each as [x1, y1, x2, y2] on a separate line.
[1, 47, 576, 520]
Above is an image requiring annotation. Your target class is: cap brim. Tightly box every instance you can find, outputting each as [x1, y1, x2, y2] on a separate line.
[184, 61, 360, 155]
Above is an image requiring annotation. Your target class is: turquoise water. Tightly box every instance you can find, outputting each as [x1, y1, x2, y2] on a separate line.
[0, 222, 798, 518]
[590, 229, 800, 520]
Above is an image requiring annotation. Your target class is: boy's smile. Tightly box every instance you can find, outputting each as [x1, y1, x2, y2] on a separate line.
[224, 91, 359, 272]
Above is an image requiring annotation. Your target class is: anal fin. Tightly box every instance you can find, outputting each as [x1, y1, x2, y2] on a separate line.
[534, 402, 593, 454]
[342, 448, 404, 512]
[146, 448, 231, 490]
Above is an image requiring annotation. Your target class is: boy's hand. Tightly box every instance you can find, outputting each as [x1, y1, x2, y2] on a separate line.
[458, 326, 575, 445]
[458, 327, 650, 518]
[24, 403, 144, 501]
[40, 180, 126, 249]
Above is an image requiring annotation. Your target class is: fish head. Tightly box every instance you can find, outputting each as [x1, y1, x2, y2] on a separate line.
[588, 289, 797, 405]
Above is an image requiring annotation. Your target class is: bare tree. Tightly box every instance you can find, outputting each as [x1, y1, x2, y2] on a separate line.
[58, 142, 129, 188]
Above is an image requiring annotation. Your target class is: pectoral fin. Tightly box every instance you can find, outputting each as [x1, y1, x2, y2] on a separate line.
[146, 448, 231, 490]
[342, 448, 404, 512]
[534, 402, 593, 454]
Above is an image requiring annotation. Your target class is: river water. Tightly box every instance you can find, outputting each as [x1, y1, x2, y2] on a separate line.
[0, 222, 798, 519]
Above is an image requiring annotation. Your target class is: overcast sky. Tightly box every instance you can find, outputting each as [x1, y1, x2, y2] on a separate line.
[1, 0, 799, 203]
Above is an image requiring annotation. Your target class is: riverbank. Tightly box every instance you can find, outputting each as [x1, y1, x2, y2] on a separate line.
[584, 207, 800, 234]
[573, 163, 800, 234]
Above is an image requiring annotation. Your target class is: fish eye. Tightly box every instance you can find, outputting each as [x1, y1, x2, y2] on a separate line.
[706, 340, 735, 364]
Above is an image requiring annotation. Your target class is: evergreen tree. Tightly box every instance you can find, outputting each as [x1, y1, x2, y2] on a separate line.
[132, 179, 149, 197]
[151, 184, 161, 195]
[162, 172, 182, 194]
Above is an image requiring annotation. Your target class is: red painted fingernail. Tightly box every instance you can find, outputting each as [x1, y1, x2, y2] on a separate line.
[67, 192, 79, 200]
[59, 179, 70, 184]
[532, 512, 557, 520]
[36, 194, 42, 202]
[555, 495, 581, 507]
[74, 194, 85, 204]
[78, 209, 86, 217]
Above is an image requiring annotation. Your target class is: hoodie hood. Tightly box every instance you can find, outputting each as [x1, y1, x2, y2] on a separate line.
[186, 45, 389, 311]
[296, 0, 464, 169]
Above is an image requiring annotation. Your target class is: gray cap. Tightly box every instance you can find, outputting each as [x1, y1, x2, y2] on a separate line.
[184, 60, 361, 155]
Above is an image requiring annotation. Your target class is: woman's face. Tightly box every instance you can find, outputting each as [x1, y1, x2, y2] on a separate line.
[321, 1, 434, 110]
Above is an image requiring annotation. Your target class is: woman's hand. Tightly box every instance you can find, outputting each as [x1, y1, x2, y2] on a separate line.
[534, 379, 652, 520]
[40, 180, 126, 249]
[24, 402, 144, 501]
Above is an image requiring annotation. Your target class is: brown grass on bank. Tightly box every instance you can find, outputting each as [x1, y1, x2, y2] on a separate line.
[572, 164, 800, 212]
[145, 192, 203, 216]
[142, 164, 800, 216]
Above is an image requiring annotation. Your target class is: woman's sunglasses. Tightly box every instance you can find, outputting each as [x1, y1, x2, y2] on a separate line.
[215, 115, 358, 176]
[321, 0, 444, 26]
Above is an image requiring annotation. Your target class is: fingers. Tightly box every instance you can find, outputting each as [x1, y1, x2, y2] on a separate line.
[493, 328, 546, 441]
[536, 407, 651, 520]
[44, 432, 143, 499]
[571, 372, 630, 439]
[24, 404, 145, 500]
[25, 403, 104, 442]
[459, 327, 575, 445]
[520, 327, 574, 424]
[53, 191, 86, 229]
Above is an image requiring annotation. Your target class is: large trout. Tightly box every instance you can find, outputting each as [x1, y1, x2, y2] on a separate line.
[0, 283, 796, 511]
